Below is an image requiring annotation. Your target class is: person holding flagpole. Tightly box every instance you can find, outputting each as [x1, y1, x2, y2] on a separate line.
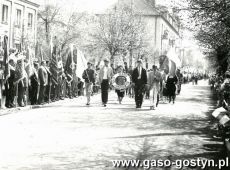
[82, 61, 95, 105]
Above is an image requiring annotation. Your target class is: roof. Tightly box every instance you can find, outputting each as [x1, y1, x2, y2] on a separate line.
[118, 0, 159, 16]
[18, 0, 40, 8]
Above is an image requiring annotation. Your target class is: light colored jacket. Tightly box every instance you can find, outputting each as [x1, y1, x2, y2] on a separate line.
[148, 70, 162, 91]
[99, 66, 113, 84]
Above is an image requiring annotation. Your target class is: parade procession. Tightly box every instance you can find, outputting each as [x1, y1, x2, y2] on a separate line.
[1, 0, 230, 170]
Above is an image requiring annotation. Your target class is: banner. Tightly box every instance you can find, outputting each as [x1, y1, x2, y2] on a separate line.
[167, 48, 181, 68]
[25, 47, 33, 77]
[50, 45, 63, 85]
[3, 35, 10, 80]
[66, 45, 87, 81]
[15, 55, 25, 82]
[76, 48, 87, 81]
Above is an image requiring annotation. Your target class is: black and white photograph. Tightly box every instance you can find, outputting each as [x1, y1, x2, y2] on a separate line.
[0, 0, 230, 169]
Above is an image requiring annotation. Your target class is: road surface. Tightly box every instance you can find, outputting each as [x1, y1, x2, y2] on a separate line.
[0, 80, 225, 170]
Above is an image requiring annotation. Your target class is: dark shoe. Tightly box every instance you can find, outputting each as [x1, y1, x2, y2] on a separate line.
[9, 103, 15, 107]
[5, 105, 12, 108]
[86, 103, 90, 106]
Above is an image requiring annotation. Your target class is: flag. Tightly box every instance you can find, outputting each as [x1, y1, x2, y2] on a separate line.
[35, 42, 43, 62]
[167, 48, 182, 68]
[167, 48, 182, 75]
[50, 45, 63, 85]
[3, 35, 10, 80]
[75, 48, 87, 81]
[25, 47, 33, 77]
[65, 46, 87, 81]
[15, 55, 25, 82]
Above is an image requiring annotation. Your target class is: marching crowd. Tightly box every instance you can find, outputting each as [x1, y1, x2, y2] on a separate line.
[82, 58, 186, 110]
[1, 48, 207, 110]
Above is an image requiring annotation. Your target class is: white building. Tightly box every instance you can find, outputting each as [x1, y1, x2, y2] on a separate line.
[114, 0, 182, 68]
[0, 0, 39, 50]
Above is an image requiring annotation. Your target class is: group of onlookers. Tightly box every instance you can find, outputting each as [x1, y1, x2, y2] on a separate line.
[2, 50, 85, 109]
[209, 70, 230, 107]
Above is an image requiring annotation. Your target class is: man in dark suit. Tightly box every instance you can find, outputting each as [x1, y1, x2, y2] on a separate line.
[29, 62, 39, 105]
[132, 59, 147, 108]
[44, 61, 52, 103]
[5, 59, 16, 108]
[38, 61, 48, 105]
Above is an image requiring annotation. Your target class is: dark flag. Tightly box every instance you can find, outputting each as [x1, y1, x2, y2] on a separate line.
[15, 56, 25, 83]
[50, 45, 63, 85]
[3, 35, 10, 80]
[65, 49, 74, 83]
[35, 42, 43, 63]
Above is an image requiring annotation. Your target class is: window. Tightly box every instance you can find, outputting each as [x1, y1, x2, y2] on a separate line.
[28, 13, 33, 27]
[15, 9, 22, 27]
[2, 5, 8, 23]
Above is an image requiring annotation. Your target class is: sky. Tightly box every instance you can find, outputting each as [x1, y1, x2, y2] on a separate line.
[37, 0, 118, 12]
[36, 0, 205, 60]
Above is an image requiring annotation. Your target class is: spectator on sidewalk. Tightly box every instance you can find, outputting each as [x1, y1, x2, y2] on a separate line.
[44, 61, 52, 103]
[29, 62, 39, 105]
[15, 56, 27, 107]
[5, 59, 16, 108]
[38, 61, 48, 105]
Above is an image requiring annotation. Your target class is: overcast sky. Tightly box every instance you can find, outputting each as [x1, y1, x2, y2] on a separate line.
[37, 0, 117, 12]
[36, 0, 203, 57]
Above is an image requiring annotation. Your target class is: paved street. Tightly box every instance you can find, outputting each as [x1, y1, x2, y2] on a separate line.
[0, 80, 224, 170]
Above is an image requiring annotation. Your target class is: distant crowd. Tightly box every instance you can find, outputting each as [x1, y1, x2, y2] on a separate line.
[1, 48, 208, 110]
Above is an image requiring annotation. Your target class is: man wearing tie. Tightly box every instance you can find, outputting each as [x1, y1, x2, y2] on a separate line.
[99, 58, 113, 107]
[132, 59, 147, 108]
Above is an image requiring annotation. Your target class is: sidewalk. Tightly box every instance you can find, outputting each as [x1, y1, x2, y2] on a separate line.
[0, 95, 90, 116]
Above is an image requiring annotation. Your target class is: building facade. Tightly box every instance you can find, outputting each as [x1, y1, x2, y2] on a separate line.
[0, 0, 39, 50]
[0, 0, 39, 108]
[114, 0, 182, 68]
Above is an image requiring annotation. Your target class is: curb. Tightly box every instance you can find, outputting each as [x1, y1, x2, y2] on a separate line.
[0, 104, 47, 116]
[0, 105, 33, 116]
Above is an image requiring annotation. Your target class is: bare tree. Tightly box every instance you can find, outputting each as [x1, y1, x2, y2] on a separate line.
[38, 4, 61, 44]
[92, 5, 146, 65]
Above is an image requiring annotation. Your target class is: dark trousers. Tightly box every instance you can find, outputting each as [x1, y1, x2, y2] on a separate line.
[45, 84, 51, 102]
[38, 85, 46, 104]
[30, 84, 38, 105]
[51, 84, 59, 101]
[5, 81, 15, 107]
[66, 82, 72, 98]
[17, 81, 26, 106]
[101, 79, 109, 104]
[134, 83, 145, 107]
